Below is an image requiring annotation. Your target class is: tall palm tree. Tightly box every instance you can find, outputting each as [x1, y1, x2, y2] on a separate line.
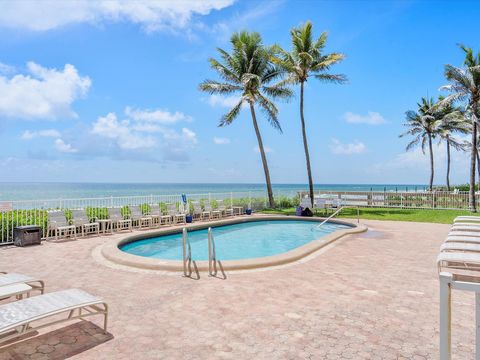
[272, 21, 346, 207]
[440, 46, 480, 211]
[400, 97, 442, 191]
[436, 100, 468, 191]
[199, 31, 292, 208]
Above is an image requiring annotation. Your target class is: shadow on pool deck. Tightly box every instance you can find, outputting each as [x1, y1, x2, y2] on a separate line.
[0, 321, 113, 360]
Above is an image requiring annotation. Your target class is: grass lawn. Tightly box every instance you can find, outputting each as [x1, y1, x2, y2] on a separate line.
[260, 207, 474, 224]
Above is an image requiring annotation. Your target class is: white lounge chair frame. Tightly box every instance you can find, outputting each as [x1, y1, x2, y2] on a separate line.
[216, 200, 233, 217]
[167, 204, 185, 225]
[71, 210, 100, 237]
[46, 211, 76, 240]
[108, 207, 132, 232]
[0, 289, 108, 344]
[0, 272, 44, 294]
[130, 206, 152, 229]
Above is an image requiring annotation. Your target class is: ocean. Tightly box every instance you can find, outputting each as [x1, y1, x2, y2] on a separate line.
[0, 183, 427, 201]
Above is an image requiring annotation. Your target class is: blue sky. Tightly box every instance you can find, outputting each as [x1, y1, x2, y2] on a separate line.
[0, 0, 478, 185]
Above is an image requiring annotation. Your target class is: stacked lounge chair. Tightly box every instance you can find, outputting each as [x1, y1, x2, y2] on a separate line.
[130, 206, 152, 229]
[437, 215, 480, 273]
[216, 200, 233, 217]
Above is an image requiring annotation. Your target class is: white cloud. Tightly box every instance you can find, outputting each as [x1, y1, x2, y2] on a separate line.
[125, 106, 191, 124]
[91, 112, 156, 150]
[207, 95, 241, 108]
[54, 138, 78, 153]
[213, 137, 230, 145]
[0, 62, 91, 120]
[343, 111, 386, 125]
[182, 128, 197, 144]
[254, 145, 273, 153]
[21, 129, 61, 140]
[0, 0, 234, 32]
[0, 62, 15, 75]
[91, 111, 197, 154]
[330, 139, 366, 155]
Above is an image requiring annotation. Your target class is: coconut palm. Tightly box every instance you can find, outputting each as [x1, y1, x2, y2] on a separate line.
[400, 97, 442, 191]
[436, 100, 468, 191]
[440, 46, 480, 211]
[272, 21, 346, 207]
[199, 31, 292, 208]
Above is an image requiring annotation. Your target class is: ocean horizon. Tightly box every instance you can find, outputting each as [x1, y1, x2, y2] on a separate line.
[0, 182, 428, 201]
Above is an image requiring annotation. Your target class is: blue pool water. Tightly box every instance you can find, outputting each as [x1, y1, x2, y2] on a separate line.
[120, 220, 351, 261]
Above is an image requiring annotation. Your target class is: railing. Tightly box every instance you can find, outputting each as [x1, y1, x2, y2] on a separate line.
[0, 189, 477, 245]
[208, 227, 216, 276]
[314, 207, 345, 230]
[299, 190, 475, 210]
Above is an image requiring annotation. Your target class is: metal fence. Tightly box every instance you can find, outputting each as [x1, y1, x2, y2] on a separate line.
[0, 191, 269, 245]
[299, 190, 474, 210]
[0, 189, 475, 245]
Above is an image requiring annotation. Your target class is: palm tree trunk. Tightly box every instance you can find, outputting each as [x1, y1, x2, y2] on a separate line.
[446, 137, 451, 191]
[469, 120, 477, 212]
[249, 102, 275, 208]
[428, 133, 434, 191]
[476, 149, 480, 190]
[300, 81, 314, 208]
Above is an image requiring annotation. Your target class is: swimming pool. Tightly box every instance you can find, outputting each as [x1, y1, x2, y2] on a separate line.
[120, 219, 351, 261]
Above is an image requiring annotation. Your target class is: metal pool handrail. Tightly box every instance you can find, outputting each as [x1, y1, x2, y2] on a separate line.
[208, 227, 217, 276]
[313, 206, 360, 231]
[182, 228, 192, 277]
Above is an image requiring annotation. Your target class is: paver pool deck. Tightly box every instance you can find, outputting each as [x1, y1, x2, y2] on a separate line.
[0, 218, 475, 359]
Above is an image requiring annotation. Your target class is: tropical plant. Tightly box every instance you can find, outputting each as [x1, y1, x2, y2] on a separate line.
[272, 21, 346, 207]
[400, 97, 442, 191]
[436, 98, 469, 191]
[440, 46, 480, 211]
[199, 31, 292, 208]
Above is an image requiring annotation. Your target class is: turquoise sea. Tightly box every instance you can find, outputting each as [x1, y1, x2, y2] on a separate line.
[0, 183, 427, 201]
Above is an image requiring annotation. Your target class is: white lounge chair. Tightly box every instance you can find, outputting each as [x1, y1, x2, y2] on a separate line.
[0, 289, 108, 343]
[108, 207, 132, 232]
[147, 204, 161, 227]
[454, 216, 480, 223]
[448, 230, 480, 238]
[209, 202, 221, 220]
[71, 210, 100, 237]
[451, 223, 480, 231]
[130, 206, 152, 229]
[437, 251, 480, 272]
[441, 242, 480, 252]
[446, 235, 480, 243]
[216, 200, 233, 217]
[47, 211, 76, 240]
[202, 203, 212, 221]
[0, 273, 44, 294]
[192, 202, 203, 221]
[167, 203, 185, 225]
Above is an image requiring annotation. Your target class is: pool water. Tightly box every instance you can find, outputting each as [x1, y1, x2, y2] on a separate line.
[120, 220, 351, 261]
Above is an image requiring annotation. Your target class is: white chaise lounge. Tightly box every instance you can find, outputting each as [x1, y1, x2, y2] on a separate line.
[0, 288, 108, 343]
[0, 273, 44, 294]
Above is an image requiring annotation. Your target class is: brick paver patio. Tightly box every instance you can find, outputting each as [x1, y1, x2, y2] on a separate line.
[0, 219, 475, 359]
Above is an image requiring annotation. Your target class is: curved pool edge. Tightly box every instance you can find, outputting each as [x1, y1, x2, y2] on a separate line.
[100, 215, 368, 272]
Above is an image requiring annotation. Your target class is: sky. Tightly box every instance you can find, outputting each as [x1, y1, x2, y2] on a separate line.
[0, 0, 479, 185]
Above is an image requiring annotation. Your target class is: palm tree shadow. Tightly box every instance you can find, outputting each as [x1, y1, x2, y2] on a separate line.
[0, 320, 113, 359]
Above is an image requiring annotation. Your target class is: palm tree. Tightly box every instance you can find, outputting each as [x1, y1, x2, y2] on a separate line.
[199, 31, 292, 208]
[436, 100, 468, 191]
[400, 97, 442, 191]
[440, 46, 480, 211]
[272, 21, 346, 207]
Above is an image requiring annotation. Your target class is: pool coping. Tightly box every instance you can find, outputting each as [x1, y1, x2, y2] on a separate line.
[100, 215, 367, 272]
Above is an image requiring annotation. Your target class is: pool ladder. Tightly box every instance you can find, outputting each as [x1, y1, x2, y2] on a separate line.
[182, 228, 199, 279]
